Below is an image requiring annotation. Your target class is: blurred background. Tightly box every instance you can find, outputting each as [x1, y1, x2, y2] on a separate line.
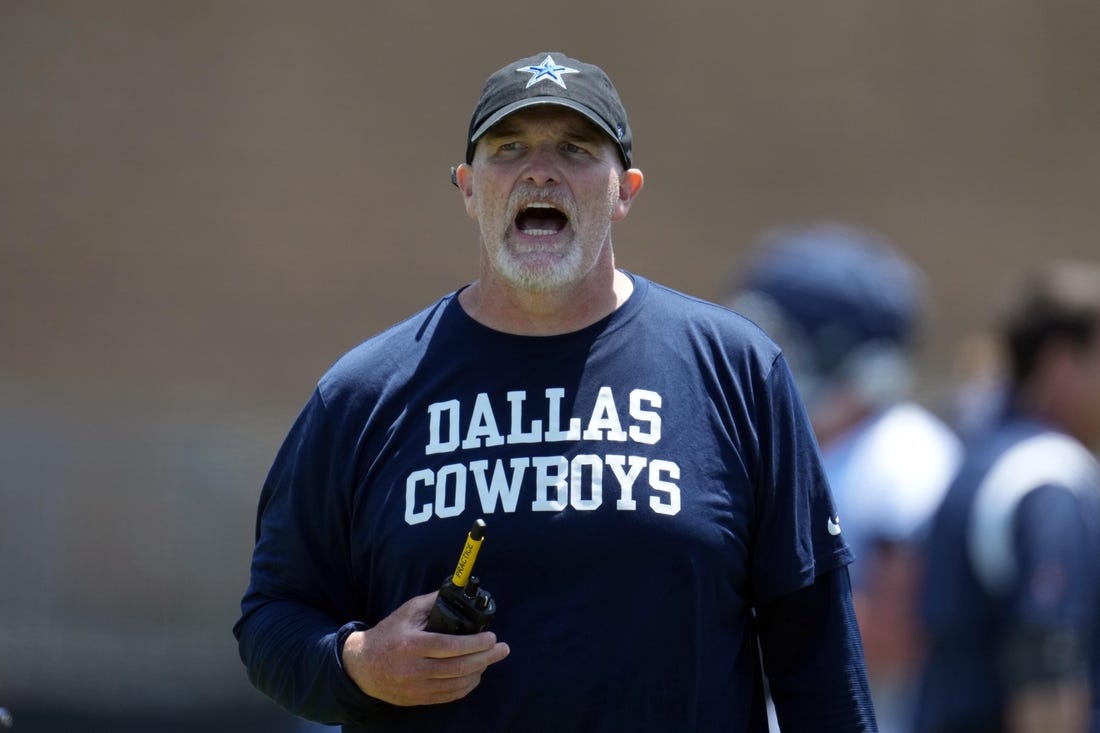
[1, 1, 1098, 730]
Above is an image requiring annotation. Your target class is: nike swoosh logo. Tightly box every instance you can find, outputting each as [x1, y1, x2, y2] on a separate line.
[827, 516, 842, 536]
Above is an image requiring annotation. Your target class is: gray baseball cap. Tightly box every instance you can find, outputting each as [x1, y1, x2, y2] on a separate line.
[465, 51, 633, 169]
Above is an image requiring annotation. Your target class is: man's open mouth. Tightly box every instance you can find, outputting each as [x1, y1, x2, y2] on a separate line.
[515, 202, 569, 236]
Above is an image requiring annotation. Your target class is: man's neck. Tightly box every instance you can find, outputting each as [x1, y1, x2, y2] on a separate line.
[458, 269, 634, 336]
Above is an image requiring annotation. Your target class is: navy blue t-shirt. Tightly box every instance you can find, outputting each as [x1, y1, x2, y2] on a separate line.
[236, 273, 859, 731]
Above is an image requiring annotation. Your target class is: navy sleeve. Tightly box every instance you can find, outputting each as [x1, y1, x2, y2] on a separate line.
[755, 567, 878, 732]
[233, 388, 381, 724]
[750, 353, 852, 604]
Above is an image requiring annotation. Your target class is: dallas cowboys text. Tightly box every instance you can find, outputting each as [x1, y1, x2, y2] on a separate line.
[404, 386, 681, 525]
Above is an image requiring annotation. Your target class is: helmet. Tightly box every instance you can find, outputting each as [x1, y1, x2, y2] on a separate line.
[729, 223, 923, 410]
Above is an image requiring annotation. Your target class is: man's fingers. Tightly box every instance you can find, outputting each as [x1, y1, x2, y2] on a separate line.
[421, 630, 501, 658]
[384, 646, 506, 706]
[416, 675, 483, 705]
[422, 641, 511, 679]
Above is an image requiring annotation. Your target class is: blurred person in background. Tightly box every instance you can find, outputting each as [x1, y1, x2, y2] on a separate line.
[916, 259, 1100, 733]
[728, 223, 962, 733]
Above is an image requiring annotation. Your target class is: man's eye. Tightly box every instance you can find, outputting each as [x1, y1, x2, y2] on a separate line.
[499, 141, 522, 152]
[562, 142, 587, 154]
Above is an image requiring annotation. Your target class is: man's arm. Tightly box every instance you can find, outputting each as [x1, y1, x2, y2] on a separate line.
[1000, 485, 1094, 733]
[755, 566, 878, 732]
[234, 595, 380, 724]
[234, 590, 510, 723]
[233, 387, 376, 723]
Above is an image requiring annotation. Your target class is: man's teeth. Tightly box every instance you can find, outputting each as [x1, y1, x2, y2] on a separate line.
[518, 202, 566, 236]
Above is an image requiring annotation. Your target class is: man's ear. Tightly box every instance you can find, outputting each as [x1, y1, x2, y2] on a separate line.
[454, 163, 477, 219]
[612, 168, 644, 222]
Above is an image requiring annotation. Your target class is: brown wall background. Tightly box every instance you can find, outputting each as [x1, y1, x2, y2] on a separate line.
[2, 0, 1098, 725]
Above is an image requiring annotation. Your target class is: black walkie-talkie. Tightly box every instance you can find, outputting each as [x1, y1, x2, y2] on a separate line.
[424, 519, 497, 634]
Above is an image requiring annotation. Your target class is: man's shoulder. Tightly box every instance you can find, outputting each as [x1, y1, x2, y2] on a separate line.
[642, 275, 760, 320]
[637, 274, 782, 354]
[852, 404, 962, 481]
[833, 404, 962, 535]
[963, 423, 1100, 593]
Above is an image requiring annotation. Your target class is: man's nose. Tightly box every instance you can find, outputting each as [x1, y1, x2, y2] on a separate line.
[523, 144, 561, 186]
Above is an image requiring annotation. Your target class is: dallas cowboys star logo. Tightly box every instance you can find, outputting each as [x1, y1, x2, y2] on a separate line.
[516, 55, 579, 89]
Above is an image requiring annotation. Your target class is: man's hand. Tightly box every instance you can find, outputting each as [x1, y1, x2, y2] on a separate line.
[341, 591, 510, 706]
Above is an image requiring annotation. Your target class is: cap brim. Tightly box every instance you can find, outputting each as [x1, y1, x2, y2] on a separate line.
[470, 97, 619, 147]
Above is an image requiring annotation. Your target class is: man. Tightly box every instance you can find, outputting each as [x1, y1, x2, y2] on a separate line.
[234, 51, 876, 732]
[728, 225, 961, 732]
[916, 260, 1100, 733]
